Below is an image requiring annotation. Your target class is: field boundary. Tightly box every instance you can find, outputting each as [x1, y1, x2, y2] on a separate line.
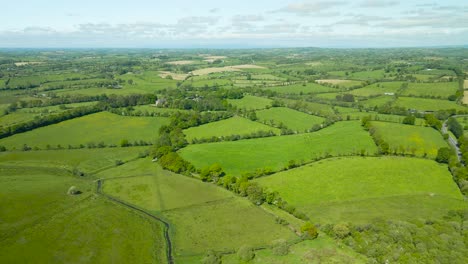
[96, 178, 174, 264]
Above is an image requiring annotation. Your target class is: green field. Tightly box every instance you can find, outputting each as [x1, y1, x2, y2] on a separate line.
[183, 116, 279, 142]
[100, 159, 296, 259]
[394, 97, 466, 111]
[227, 95, 272, 110]
[255, 157, 464, 223]
[0, 165, 165, 263]
[265, 82, 336, 94]
[179, 121, 378, 175]
[222, 236, 366, 264]
[256, 107, 325, 132]
[101, 159, 234, 211]
[370, 121, 448, 157]
[0, 147, 149, 173]
[280, 99, 336, 116]
[401, 82, 458, 98]
[350, 82, 403, 97]
[0, 112, 169, 149]
[359, 96, 395, 108]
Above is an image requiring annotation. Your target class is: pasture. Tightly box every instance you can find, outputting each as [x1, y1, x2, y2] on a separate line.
[179, 121, 378, 175]
[316, 79, 363, 88]
[393, 97, 466, 111]
[0, 112, 169, 149]
[369, 121, 448, 157]
[227, 95, 272, 110]
[350, 82, 403, 97]
[256, 107, 325, 132]
[265, 82, 336, 94]
[183, 116, 280, 142]
[255, 157, 464, 223]
[400, 82, 458, 98]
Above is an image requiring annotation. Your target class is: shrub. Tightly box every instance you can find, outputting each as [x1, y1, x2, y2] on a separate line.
[201, 251, 221, 264]
[272, 239, 289, 256]
[301, 222, 319, 240]
[333, 223, 351, 239]
[237, 245, 255, 262]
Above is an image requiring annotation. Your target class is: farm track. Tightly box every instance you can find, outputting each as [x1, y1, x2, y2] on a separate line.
[96, 178, 174, 264]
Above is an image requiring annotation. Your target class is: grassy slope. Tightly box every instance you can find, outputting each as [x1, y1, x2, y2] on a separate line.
[227, 95, 272, 110]
[394, 97, 466, 111]
[0, 147, 148, 173]
[350, 82, 404, 97]
[266, 82, 336, 94]
[100, 160, 296, 258]
[256, 107, 325, 132]
[370, 121, 448, 157]
[0, 165, 165, 263]
[101, 159, 233, 211]
[0, 111, 169, 149]
[179, 121, 378, 175]
[401, 82, 458, 98]
[255, 157, 465, 223]
[183, 116, 280, 142]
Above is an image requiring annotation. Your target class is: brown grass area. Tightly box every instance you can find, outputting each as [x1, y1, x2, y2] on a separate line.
[158, 71, 189, 81]
[464, 80, 468, 89]
[166, 60, 195, 65]
[463, 91, 468, 105]
[14, 62, 44, 66]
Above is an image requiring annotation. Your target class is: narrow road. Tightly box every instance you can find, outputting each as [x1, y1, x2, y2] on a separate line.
[96, 179, 174, 264]
[442, 115, 467, 162]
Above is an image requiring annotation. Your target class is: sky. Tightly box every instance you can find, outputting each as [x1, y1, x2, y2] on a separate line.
[0, 0, 467, 48]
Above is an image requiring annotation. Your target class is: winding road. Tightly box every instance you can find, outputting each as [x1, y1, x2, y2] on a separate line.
[441, 115, 468, 162]
[96, 178, 174, 264]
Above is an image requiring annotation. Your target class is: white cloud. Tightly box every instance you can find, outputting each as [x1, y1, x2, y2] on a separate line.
[273, 1, 345, 15]
[359, 0, 399, 8]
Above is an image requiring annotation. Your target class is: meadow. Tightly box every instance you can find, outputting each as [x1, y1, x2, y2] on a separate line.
[400, 82, 459, 98]
[394, 97, 466, 111]
[179, 121, 378, 175]
[255, 157, 464, 223]
[0, 112, 169, 149]
[256, 107, 325, 132]
[350, 82, 404, 97]
[227, 95, 272, 110]
[265, 82, 336, 94]
[183, 116, 279, 142]
[369, 121, 448, 157]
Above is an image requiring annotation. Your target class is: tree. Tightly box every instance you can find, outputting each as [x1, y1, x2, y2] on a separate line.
[200, 163, 225, 182]
[272, 239, 289, 256]
[447, 117, 463, 138]
[246, 182, 265, 205]
[425, 114, 442, 130]
[402, 115, 416, 125]
[301, 222, 318, 240]
[436, 147, 452, 164]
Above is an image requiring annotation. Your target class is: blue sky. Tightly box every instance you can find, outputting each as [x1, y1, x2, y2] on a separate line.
[1, 0, 467, 48]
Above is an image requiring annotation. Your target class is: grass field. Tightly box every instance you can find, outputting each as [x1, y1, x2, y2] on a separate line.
[316, 79, 363, 88]
[183, 116, 280, 142]
[400, 82, 458, 98]
[165, 198, 297, 257]
[227, 95, 272, 110]
[369, 121, 448, 157]
[393, 97, 466, 111]
[101, 159, 234, 211]
[265, 82, 336, 94]
[280, 99, 336, 116]
[350, 82, 403, 97]
[256, 107, 325, 132]
[341, 112, 426, 125]
[179, 121, 378, 175]
[0, 165, 166, 263]
[255, 157, 464, 223]
[359, 95, 395, 108]
[222, 235, 366, 264]
[100, 159, 296, 258]
[0, 112, 169, 149]
[0, 147, 149, 173]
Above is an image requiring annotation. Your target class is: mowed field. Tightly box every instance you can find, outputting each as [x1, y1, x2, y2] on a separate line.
[393, 97, 466, 111]
[183, 116, 280, 142]
[255, 157, 465, 223]
[266, 82, 336, 94]
[369, 121, 448, 157]
[0, 147, 149, 173]
[179, 121, 378, 175]
[350, 82, 403, 97]
[400, 82, 458, 98]
[0, 112, 169, 149]
[0, 165, 166, 263]
[100, 160, 297, 260]
[227, 95, 272, 110]
[256, 107, 325, 132]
